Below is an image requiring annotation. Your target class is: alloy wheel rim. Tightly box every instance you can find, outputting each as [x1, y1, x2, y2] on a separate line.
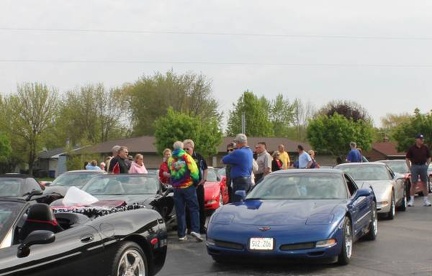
[117, 249, 145, 276]
[345, 222, 353, 258]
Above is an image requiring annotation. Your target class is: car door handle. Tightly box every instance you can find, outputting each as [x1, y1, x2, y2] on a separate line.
[81, 235, 94, 243]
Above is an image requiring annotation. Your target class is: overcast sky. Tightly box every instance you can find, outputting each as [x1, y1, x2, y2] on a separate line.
[1, 0, 432, 128]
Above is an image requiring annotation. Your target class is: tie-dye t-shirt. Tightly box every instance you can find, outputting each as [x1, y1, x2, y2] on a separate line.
[168, 149, 199, 188]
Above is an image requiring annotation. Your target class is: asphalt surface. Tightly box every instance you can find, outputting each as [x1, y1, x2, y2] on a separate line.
[158, 196, 432, 276]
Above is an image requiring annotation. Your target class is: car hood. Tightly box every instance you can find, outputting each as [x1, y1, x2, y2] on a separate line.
[358, 180, 393, 198]
[212, 199, 347, 226]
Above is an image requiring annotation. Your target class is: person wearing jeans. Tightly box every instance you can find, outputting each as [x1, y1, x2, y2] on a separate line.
[406, 134, 431, 207]
[168, 141, 203, 242]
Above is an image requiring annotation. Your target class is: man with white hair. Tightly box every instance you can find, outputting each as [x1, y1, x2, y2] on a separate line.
[183, 138, 208, 234]
[221, 134, 253, 202]
[107, 145, 120, 173]
[168, 141, 203, 242]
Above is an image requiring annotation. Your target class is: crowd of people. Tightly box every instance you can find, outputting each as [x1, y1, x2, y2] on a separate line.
[79, 132, 431, 242]
[84, 145, 149, 174]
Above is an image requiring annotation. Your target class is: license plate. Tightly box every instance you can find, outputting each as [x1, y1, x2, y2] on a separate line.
[249, 237, 274, 250]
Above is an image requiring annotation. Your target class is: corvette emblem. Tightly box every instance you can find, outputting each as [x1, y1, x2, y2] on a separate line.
[258, 226, 271, 231]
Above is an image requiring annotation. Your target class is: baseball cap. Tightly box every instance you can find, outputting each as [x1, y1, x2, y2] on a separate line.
[416, 134, 424, 139]
[233, 133, 247, 143]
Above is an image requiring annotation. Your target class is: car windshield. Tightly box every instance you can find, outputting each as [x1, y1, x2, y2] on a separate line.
[0, 179, 22, 197]
[246, 173, 347, 200]
[82, 175, 159, 195]
[380, 161, 408, 174]
[51, 172, 102, 187]
[207, 168, 218, 182]
[0, 201, 25, 247]
[337, 165, 390, 181]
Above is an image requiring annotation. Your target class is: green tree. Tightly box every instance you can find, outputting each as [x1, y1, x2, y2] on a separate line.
[269, 94, 297, 137]
[154, 108, 222, 158]
[125, 70, 221, 136]
[393, 109, 432, 152]
[378, 112, 411, 142]
[307, 113, 374, 158]
[54, 84, 128, 147]
[1, 83, 59, 174]
[0, 133, 12, 173]
[291, 98, 316, 141]
[226, 91, 273, 137]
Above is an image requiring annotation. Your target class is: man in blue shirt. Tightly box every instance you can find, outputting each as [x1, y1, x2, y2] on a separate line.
[297, 145, 312, 169]
[346, 142, 362, 162]
[221, 133, 253, 202]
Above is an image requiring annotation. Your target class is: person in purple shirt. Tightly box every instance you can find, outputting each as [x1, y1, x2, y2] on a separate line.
[221, 133, 253, 202]
[346, 142, 362, 162]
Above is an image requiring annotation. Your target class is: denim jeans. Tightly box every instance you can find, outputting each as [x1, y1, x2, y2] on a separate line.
[232, 177, 252, 202]
[173, 185, 200, 237]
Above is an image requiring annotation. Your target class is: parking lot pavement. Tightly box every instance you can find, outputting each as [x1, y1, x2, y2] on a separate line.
[158, 196, 432, 276]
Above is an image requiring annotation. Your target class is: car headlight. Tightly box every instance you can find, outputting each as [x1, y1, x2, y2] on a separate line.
[316, 239, 337, 248]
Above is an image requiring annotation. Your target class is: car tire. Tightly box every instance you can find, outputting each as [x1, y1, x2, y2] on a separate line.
[364, 201, 378, 241]
[337, 216, 352, 265]
[386, 192, 395, 220]
[111, 241, 148, 276]
[212, 255, 226, 263]
[218, 193, 224, 208]
[397, 190, 407, 212]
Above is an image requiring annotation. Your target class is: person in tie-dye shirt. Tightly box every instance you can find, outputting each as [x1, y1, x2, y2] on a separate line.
[168, 141, 203, 242]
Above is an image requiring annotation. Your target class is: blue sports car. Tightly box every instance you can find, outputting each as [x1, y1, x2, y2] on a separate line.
[206, 169, 377, 265]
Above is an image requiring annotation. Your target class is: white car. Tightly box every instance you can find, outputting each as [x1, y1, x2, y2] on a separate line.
[335, 162, 406, 219]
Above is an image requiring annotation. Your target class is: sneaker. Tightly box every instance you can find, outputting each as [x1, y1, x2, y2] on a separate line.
[408, 199, 414, 207]
[190, 231, 204, 242]
[178, 236, 187, 241]
[424, 199, 431, 206]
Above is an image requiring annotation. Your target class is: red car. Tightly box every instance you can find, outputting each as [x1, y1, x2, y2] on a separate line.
[204, 167, 229, 211]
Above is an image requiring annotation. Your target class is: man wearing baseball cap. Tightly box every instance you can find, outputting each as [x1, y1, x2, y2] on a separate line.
[406, 134, 431, 207]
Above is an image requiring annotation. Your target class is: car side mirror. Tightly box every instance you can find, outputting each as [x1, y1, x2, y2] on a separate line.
[354, 188, 373, 199]
[17, 230, 55, 258]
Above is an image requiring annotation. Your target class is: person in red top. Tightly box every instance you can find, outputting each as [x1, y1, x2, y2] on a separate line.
[406, 134, 431, 207]
[159, 148, 172, 186]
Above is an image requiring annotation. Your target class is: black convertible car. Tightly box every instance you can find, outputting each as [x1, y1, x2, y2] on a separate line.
[79, 174, 176, 227]
[0, 198, 168, 276]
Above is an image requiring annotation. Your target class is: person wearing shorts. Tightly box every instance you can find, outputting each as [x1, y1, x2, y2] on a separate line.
[406, 134, 431, 207]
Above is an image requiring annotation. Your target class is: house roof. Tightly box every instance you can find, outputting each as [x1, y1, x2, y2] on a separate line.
[73, 136, 312, 155]
[371, 141, 406, 157]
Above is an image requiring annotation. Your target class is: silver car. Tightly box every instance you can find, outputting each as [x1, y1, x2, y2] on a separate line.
[334, 162, 406, 219]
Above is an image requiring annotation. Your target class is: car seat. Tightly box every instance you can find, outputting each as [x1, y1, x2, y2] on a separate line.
[19, 203, 63, 241]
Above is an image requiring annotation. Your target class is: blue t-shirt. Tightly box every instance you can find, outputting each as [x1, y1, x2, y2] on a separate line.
[221, 147, 253, 178]
[347, 149, 362, 162]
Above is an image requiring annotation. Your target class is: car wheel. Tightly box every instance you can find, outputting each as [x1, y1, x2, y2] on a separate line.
[337, 217, 353, 265]
[111, 241, 147, 276]
[429, 178, 432, 193]
[397, 189, 407, 212]
[218, 193, 224, 208]
[387, 192, 395, 220]
[364, 201, 378, 241]
[212, 255, 226, 263]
